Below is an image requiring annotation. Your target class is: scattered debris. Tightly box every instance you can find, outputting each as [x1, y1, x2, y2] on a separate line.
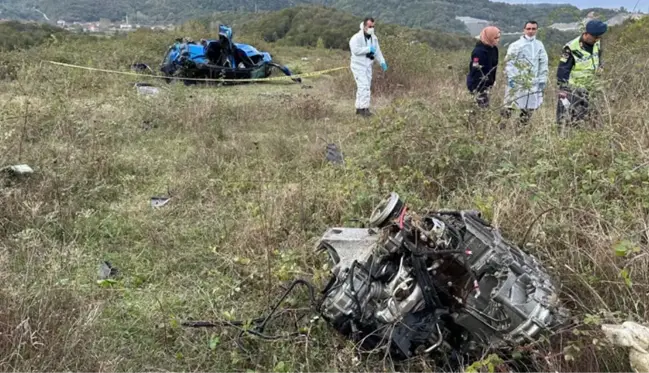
[131, 63, 153, 74]
[150, 196, 172, 208]
[134, 82, 160, 96]
[141, 120, 158, 131]
[602, 321, 649, 372]
[97, 260, 119, 286]
[301, 57, 309, 61]
[1, 164, 34, 176]
[98, 260, 118, 280]
[325, 143, 344, 164]
[301, 85, 313, 89]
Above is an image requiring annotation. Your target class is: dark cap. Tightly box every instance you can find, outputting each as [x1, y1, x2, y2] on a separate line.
[586, 20, 608, 36]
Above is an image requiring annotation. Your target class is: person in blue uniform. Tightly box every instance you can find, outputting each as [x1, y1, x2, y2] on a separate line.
[556, 19, 607, 127]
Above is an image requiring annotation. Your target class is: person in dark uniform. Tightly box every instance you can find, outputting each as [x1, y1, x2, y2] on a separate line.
[467, 26, 501, 108]
[556, 19, 607, 128]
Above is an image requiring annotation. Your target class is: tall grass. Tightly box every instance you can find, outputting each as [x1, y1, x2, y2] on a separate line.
[0, 18, 648, 372]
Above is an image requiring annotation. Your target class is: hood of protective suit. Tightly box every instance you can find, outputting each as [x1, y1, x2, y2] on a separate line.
[359, 22, 374, 36]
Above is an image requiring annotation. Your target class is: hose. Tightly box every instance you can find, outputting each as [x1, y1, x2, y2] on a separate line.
[182, 279, 318, 347]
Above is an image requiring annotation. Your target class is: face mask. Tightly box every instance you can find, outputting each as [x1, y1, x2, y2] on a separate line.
[366, 27, 374, 35]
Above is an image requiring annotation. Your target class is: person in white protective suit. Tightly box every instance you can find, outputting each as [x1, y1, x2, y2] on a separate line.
[349, 17, 388, 117]
[502, 20, 548, 125]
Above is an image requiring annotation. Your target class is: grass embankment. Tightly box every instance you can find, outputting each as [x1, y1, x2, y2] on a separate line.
[1, 19, 649, 372]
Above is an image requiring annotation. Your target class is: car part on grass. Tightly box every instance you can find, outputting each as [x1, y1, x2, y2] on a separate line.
[150, 196, 171, 208]
[134, 82, 161, 96]
[98, 261, 118, 280]
[131, 63, 154, 74]
[1, 164, 33, 175]
[325, 143, 344, 164]
[182, 278, 318, 354]
[158, 25, 301, 85]
[315, 192, 569, 361]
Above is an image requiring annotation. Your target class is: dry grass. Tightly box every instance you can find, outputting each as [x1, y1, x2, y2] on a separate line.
[0, 21, 648, 372]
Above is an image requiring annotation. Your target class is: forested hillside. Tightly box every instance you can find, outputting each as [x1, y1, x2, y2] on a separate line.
[2, 0, 620, 34]
[185, 6, 478, 51]
[0, 5, 578, 55]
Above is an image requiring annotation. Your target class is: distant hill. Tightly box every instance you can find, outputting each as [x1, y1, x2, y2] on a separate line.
[0, 0, 623, 34]
[0, 5, 580, 54]
[191, 6, 478, 51]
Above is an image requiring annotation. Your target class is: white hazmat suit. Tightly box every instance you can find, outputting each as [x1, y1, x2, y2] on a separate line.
[504, 35, 548, 110]
[349, 22, 386, 112]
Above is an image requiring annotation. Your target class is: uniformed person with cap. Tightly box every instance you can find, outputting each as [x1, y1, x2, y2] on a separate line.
[556, 19, 607, 127]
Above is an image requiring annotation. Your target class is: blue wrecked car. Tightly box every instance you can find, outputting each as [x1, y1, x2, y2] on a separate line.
[158, 25, 301, 84]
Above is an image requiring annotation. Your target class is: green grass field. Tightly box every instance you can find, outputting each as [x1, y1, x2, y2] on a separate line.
[1, 21, 649, 372]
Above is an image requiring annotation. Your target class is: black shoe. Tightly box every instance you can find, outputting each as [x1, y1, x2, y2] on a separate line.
[356, 108, 372, 117]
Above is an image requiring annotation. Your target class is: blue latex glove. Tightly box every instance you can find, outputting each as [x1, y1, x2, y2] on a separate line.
[538, 82, 546, 91]
[381, 62, 388, 71]
[508, 79, 515, 88]
[369, 45, 376, 54]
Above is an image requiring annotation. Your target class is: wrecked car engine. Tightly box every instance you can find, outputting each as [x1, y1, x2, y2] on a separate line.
[315, 192, 567, 361]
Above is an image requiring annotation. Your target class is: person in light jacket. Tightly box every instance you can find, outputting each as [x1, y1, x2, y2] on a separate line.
[349, 17, 388, 117]
[502, 20, 549, 125]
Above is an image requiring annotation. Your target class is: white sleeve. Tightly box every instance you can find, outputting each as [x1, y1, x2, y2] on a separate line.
[537, 43, 549, 83]
[350, 34, 370, 56]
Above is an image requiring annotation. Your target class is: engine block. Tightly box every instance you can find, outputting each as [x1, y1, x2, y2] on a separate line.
[315, 192, 568, 362]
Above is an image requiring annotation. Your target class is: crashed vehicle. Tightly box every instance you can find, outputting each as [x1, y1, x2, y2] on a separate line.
[315, 192, 568, 363]
[159, 25, 301, 84]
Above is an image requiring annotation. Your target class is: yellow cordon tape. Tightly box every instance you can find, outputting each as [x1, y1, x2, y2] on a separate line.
[43, 60, 349, 83]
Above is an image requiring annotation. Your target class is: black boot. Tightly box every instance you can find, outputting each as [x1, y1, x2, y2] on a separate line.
[356, 108, 372, 117]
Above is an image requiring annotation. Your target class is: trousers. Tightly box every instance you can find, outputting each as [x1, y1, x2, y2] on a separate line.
[353, 65, 372, 109]
[556, 87, 592, 127]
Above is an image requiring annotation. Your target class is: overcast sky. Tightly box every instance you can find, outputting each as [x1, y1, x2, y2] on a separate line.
[499, 0, 647, 10]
